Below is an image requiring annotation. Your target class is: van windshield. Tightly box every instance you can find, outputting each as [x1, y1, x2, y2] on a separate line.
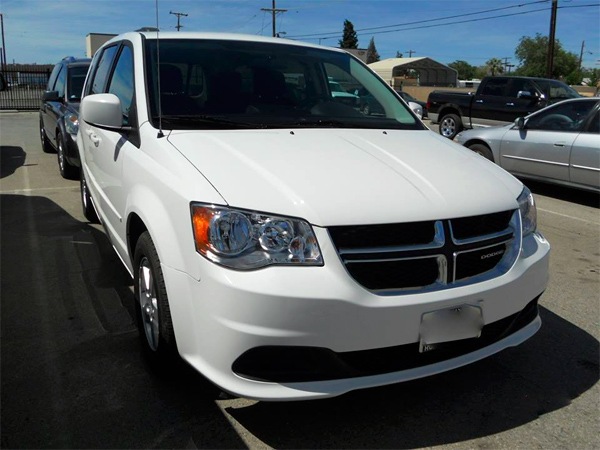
[144, 39, 424, 130]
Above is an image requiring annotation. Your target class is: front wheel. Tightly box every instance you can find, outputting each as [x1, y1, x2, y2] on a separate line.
[468, 143, 494, 162]
[134, 232, 179, 368]
[439, 113, 462, 139]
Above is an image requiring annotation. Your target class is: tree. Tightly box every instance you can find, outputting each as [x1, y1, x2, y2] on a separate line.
[485, 58, 504, 76]
[339, 19, 358, 49]
[448, 60, 476, 80]
[514, 33, 579, 80]
[366, 37, 380, 64]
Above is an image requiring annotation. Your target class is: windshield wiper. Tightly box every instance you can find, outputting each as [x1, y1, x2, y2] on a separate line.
[288, 118, 363, 128]
[156, 115, 265, 129]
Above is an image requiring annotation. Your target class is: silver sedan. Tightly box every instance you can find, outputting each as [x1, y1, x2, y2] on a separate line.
[456, 97, 600, 192]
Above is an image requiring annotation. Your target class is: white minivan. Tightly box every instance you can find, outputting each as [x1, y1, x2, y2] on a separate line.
[78, 31, 550, 401]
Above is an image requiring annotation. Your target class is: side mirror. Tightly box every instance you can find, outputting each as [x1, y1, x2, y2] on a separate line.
[80, 93, 123, 130]
[517, 90, 534, 100]
[42, 90, 60, 102]
[514, 117, 525, 130]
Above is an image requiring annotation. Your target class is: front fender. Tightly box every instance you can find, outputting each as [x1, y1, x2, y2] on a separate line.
[125, 183, 198, 280]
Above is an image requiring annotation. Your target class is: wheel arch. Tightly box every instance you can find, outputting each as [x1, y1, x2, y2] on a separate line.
[464, 139, 496, 163]
[124, 184, 197, 280]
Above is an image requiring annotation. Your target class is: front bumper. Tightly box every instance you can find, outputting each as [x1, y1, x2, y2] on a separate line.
[162, 230, 549, 401]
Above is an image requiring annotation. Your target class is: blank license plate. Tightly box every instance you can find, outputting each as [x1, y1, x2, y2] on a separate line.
[419, 304, 483, 353]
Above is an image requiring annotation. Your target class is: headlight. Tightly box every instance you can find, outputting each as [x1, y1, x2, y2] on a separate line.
[191, 204, 323, 270]
[64, 112, 79, 135]
[517, 186, 537, 236]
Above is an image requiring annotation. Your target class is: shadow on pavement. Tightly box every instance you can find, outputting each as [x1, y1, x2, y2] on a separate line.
[0, 194, 246, 449]
[1, 146, 26, 178]
[223, 307, 599, 449]
[2, 193, 598, 449]
[525, 179, 599, 208]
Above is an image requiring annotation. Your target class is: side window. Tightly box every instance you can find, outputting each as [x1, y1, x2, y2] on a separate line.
[527, 100, 596, 132]
[480, 79, 507, 97]
[54, 66, 67, 98]
[90, 45, 119, 95]
[107, 45, 134, 125]
[586, 111, 599, 134]
[507, 79, 536, 98]
[47, 64, 62, 91]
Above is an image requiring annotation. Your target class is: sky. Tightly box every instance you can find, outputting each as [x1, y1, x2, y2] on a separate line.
[1, 0, 599, 69]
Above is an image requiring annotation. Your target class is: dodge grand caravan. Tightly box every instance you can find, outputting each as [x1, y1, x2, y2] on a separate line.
[77, 31, 550, 400]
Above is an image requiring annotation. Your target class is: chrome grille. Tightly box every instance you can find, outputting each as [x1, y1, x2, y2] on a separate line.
[328, 210, 520, 294]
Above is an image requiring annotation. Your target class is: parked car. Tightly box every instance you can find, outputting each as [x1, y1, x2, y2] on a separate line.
[39, 56, 91, 179]
[428, 76, 582, 139]
[358, 88, 423, 118]
[78, 31, 549, 401]
[396, 90, 428, 118]
[456, 97, 600, 192]
[328, 80, 360, 107]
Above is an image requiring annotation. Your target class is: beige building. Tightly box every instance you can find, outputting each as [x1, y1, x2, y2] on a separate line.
[86, 33, 117, 58]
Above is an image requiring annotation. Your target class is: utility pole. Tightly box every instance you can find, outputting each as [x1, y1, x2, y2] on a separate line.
[170, 11, 188, 32]
[0, 13, 7, 71]
[578, 40, 585, 70]
[406, 50, 415, 57]
[261, 0, 287, 37]
[502, 57, 514, 73]
[546, 0, 558, 78]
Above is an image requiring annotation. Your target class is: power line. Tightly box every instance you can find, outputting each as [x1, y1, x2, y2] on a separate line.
[293, 7, 552, 42]
[287, 2, 599, 43]
[287, 0, 550, 39]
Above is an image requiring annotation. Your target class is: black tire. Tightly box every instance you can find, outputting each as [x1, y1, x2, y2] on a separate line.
[439, 113, 462, 139]
[468, 143, 494, 162]
[57, 131, 79, 180]
[80, 170, 100, 223]
[40, 118, 54, 153]
[134, 232, 179, 369]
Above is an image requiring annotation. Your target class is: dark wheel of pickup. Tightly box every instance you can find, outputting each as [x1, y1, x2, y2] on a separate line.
[468, 143, 494, 162]
[40, 118, 54, 153]
[134, 232, 179, 370]
[439, 113, 462, 139]
[57, 131, 79, 180]
[80, 170, 100, 223]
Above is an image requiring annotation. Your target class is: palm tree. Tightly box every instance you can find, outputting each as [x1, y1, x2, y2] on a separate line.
[486, 58, 504, 76]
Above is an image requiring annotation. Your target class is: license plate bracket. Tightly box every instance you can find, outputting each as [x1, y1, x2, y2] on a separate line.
[419, 304, 483, 353]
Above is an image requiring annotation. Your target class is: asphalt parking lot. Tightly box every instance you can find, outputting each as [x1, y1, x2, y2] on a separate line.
[1, 111, 598, 449]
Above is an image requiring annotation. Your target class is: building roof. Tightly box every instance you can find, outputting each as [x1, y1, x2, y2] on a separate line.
[368, 57, 458, 87]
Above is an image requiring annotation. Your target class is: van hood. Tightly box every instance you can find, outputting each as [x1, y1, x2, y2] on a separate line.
[167, 128, 522, 226]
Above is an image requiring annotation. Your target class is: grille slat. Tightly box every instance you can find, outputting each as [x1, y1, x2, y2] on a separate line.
[329, 210, 519, 293]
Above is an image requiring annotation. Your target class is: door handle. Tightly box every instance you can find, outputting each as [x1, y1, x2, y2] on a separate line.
[475, 100, 484, 103]
[553, 142, 566, 147]
[89, 133, 101, 147]
[505, 102, 515, 106]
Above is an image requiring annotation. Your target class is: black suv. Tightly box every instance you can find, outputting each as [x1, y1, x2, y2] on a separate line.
[39, 56, 91, 179]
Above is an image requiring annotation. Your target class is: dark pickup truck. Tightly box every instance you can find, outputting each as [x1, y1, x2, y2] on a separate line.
[427, 76, 581, 139]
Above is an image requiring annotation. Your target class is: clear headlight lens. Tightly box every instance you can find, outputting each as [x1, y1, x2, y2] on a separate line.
[517, 186, 537, 236]
[64, 112, 79, 136]
[191, 204, 323, 269]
